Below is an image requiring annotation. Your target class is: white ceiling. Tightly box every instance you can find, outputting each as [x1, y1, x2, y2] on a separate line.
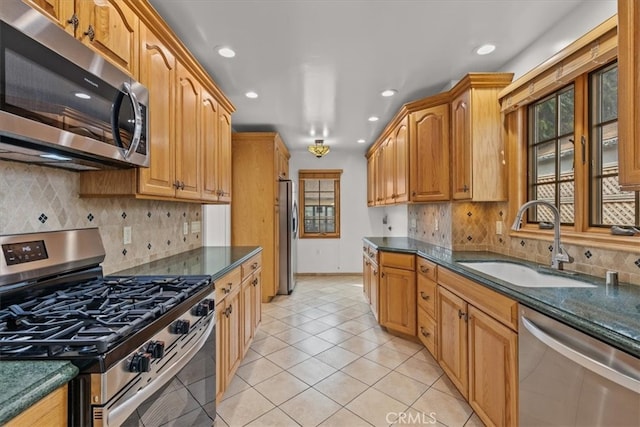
[148, 0, 587, 154]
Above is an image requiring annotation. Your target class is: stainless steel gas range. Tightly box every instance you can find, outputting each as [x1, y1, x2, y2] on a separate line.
[0, 228, 216, 426]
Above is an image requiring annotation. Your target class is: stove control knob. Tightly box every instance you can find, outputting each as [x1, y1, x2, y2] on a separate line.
[175, 319, 190, 334]
[204, 298, 215, 310]
[129, 352, 151, 373]
[195, 301, 209, 316]
[146, 340, 165, 358]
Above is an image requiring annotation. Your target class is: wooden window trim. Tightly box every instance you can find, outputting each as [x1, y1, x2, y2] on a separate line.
[298, 169, 342, 239]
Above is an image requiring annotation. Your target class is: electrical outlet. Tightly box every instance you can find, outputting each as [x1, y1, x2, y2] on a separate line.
[496, 221, 503, 235]
[183, 222, 189, 235]
[435, 219, 439, 231]
[410, 218, 417, 228]
[123, 226, 132, 245]
[191, 221, 201, 233]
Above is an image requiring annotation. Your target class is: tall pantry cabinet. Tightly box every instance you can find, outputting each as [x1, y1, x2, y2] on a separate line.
[231, 132, 290, 302]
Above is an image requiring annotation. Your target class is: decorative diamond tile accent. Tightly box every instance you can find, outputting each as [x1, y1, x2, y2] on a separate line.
[183, 212, 186, 217]
[167, 240, 171, 245]
[167, 212, 171, 218]
[585, 250, 592, 259]
[499, 210, 504, 217]
[147, 212, 152, 218]
[467, 212, 472, 217]
[466, 235, 472, 241]
[147, 243, 152, 250]
[122, 249, 127, 256]
[87, 213, 94, 222]
[635, 259, 640, 268]
[183, 237, 187, 242]
[548, 245, 553, 252]
[121, 212, 127, 219]
[498, 238, 503, 243]
[520, 240, 525, 246]
[38, 213, 48, 224]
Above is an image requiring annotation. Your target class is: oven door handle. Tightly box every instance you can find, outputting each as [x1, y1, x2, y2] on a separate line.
[111, 82, 143, 160]
[107, 317, 214, 427]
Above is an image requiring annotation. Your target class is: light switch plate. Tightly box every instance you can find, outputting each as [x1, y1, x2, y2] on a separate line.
[123, 226, 132, 245]
[183, 222, 189, 235]
[496, 221, 503, 235]
[191, 221, 201, 233]
[435, 219, 439, 231]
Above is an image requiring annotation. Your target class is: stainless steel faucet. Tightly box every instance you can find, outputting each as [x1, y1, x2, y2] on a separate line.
[511, 200, 574, 270]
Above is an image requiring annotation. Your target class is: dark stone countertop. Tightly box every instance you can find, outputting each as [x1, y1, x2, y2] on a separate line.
[0, 361, 79, 424]
[0, 245, 261, 423]
[112, 246, 262, 281]
[364, 236, 640, 358]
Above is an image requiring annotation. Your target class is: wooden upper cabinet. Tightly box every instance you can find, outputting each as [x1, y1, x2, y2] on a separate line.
[175, 63, 201, 200]
[24, 0, 138, 75]
[366, 154, 376, 207]
[618, 0, 640, 190]
[450, 74, 513, 201]
[375, 146, 386, 205]
[393, 117, 409, 203]
[76, 0, 138, 75]
[217, 108, 233, 203]
[409, 103, 450, 202]
[201, 89, 220, 202]
[383, 136, 394, 204]
[137, 25, 175, 197]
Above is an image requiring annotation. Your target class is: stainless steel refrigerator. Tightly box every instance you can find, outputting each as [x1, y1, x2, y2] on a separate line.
[278, 180, 298, 294]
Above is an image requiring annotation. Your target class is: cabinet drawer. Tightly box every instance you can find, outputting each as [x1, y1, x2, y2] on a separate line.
[417, 307, 437, 357]
[438, 268, 518, 331]
[416, 257, 437, 281]
[215, 267, 242, 303]
[417, 275, 437, 317]
[241, 254, 262, 279]
[380, 251, 415, 270]
[363, 243, 378, 263]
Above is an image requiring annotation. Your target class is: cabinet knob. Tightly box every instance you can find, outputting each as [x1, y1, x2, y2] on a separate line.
[381, 272, 385, 278]
[84, 24, 95, 42]
[373, 270, 377, 275]
[251, 262, 258, 269]
[420, 327, 430, 338]
[411, 191, 416, 197]
[458, 309, 468, 321]
[252, 278, 259, 286]
[463, 184, 469, 193]
[420, 291, 430, 301]
[420, 266, 429, 273]
[67, 14, 79, 30]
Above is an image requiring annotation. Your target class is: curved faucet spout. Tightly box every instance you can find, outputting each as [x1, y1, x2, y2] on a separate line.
[511, 200, 574, 270]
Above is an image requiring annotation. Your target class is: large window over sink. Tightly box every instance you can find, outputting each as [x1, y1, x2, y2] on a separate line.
[298, 169, 342, 238]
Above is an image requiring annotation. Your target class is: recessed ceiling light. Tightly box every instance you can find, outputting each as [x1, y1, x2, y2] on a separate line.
[357, 139, 366, 144]
[245, 91, 258, 99]
[476, 44, 496, 55]
[381, 89, 397, 97]
[74, 92, 91, 99]
[368, 116, 379, 122]
[217, 46, 236, 58]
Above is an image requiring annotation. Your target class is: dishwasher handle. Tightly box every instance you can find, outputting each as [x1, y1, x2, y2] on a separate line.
[521, 316, 640, 393]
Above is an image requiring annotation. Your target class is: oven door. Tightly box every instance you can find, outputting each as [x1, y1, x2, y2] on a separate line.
[0, 15, 148, 168]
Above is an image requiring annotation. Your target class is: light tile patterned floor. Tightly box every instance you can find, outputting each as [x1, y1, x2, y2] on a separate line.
[216, 275, 484, 427]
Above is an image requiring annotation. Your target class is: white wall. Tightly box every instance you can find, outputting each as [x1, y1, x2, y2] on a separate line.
[290, 150, 385, 273]
[500, 1, 616, 79]
[202, 204, 230, 246]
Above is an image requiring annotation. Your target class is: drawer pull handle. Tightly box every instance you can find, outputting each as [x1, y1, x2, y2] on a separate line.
[420, 292, 430, 301]
[252, 278, 259, 286]
[420, 266, 429, 273]
[458, 310, 468, 321]
[251, 262, 258, 269]
[420, 327, 430, 338]
[381, 272, 385, 278]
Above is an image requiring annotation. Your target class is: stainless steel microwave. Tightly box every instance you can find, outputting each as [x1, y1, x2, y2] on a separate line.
[0, 0, 149, 171]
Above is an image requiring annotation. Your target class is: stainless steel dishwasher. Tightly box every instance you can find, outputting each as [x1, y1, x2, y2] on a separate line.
[519, 306, 640, 426]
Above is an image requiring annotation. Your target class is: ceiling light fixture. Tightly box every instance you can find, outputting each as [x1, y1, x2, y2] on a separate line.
[245, 91, 258, 99]
[476, 44, 496, 55]
[217, 46, 236, 58]
[308, 139, 330, 158]
[381, 89, 397, 97]
[368, 116, 379, 122]
[357, 139, 366, 144]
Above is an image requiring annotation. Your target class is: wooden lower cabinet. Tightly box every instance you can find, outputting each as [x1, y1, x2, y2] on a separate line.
[437, 286, 469, 396]
[362, 243, 379, 321]
[6, 384, 67, 427]
[379, 264, 416, 336]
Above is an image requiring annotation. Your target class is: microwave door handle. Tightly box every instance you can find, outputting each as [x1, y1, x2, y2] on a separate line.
[111, 82, 142, 160]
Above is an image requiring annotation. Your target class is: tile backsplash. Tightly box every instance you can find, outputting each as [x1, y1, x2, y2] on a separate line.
[0, 162, 202, 274]
[409, 201, 640, 286]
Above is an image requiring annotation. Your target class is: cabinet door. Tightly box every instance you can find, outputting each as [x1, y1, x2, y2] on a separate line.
[375, 147, 385, 205]
[393, 118, 409, 203]
[76, 0, 137, 75]
[363, 255, 371, 303]
[215, 303, 226, 402]
[618, 0, 640, 190]
[383, 137, 395, 204]
[217, 108, 232, 203]
[241, 278, 253, 356]
[366, 155, 376, 206]
[437, 286, 468, 397]
[138, 26, 176, 197]
[468, 306, 517, 427]
[380, 266, 416, 335]
[369, 261, 379, 321]
[252, 269, 262, 332]
[23, 0, 75, 34]
[201, 89, 220, 202]
[226, 289, 242, 386]
[410, 104, 450, 202]
[175, 63, 201, 200]
[451, 90, 472, 200]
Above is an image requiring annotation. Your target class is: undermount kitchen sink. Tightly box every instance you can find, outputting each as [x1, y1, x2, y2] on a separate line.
[458, 261, 597, 288]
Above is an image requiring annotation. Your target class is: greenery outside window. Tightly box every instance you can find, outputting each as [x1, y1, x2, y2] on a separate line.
[298, 169, 342, 238]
